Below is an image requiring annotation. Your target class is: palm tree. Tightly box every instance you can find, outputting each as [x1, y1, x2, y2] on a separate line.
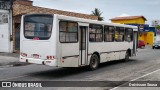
[155, 25, 160, 29]
[91, 8, 104, 21]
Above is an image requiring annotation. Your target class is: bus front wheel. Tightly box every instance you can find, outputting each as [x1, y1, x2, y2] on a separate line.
[123, 51, 130, 62]
[89, 54, 99, 70]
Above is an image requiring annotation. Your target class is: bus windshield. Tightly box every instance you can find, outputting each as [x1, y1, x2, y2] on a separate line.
[24, 14, 53, 40]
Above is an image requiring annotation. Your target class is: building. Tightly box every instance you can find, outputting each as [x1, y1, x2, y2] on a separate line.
[111, 16, 147, 24]
[149, 27, 156, 36]
[0, 0, 98, 53]
[110, 16, 154, 45]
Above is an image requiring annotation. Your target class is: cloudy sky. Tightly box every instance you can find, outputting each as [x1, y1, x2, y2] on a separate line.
[32, 0, 160, 25]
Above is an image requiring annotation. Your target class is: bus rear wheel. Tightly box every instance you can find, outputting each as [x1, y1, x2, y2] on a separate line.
[89, 54, 99, 70]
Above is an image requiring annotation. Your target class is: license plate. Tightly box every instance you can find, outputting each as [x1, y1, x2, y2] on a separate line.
[33, 56, 39, 59]
[33, 54, 39, 59]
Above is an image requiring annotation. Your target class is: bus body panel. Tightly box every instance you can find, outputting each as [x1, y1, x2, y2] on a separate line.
[88, 42, 133, 63]
[21, 41, 55, 59]
[59, 43, 79, 67]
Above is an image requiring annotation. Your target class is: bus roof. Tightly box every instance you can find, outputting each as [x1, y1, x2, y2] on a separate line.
[23, 14, 138, 31]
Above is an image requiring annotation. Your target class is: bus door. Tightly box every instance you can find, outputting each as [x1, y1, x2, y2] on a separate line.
[133, 31, 138, 55]
[79, 25, 88, 65]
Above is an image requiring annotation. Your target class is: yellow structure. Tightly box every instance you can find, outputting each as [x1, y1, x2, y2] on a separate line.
[110, 16, 154, 45]
[139, 32, 154, 45]
[111, 16, 146, 24]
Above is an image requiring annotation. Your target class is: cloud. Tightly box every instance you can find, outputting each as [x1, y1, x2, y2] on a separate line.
[32, 0, 107, 15]
[143, 0, 160, 5]
[118, 13, 130, 17]
[31, 0, 160, 25]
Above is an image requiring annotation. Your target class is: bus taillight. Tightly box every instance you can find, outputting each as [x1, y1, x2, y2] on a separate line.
[21, 53, 27, 57]
[46, 56, 54, 60]
[32, 54, 40, 59]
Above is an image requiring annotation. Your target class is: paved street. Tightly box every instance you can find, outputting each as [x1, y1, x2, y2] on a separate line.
[0, 46, 160, 90]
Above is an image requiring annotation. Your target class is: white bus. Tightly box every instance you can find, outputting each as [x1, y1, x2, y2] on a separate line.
[20, 14, 138, 70]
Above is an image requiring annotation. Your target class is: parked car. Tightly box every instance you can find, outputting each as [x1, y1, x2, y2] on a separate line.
[138, 40, 145, 48]
[152, 41, 160, 49]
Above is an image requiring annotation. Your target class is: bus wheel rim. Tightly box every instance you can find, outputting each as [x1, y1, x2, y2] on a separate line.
[91, 58, 97, 68]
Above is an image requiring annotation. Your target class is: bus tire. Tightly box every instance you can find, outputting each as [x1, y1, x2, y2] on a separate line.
[123, 51, 130, 62]
[89, 54, 99, 70]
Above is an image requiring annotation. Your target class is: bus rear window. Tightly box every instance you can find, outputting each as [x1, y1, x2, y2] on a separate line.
[24, 15, 53, 40]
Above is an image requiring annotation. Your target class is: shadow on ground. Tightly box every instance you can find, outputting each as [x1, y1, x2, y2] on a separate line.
[29, 59, 137, 79]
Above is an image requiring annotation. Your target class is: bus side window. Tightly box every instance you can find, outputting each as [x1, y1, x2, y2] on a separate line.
[115, 27, 125, 42]
[104, 26, 115, 42]
[125, 28, 133, 42]
[59, 21, 78, 43]
[89, 24, 103, 42]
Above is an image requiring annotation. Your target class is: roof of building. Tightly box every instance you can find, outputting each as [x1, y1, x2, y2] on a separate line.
[12, 0, 98, 20]
[110, 16, 147, 21]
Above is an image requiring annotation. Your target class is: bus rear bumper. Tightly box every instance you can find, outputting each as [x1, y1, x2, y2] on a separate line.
[20, 57, 57, 66]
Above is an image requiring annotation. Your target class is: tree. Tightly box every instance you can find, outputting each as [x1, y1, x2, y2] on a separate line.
[91, 8, 104, 21]
[155, 25, 160, 29]
[155, 25, 160, 34]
